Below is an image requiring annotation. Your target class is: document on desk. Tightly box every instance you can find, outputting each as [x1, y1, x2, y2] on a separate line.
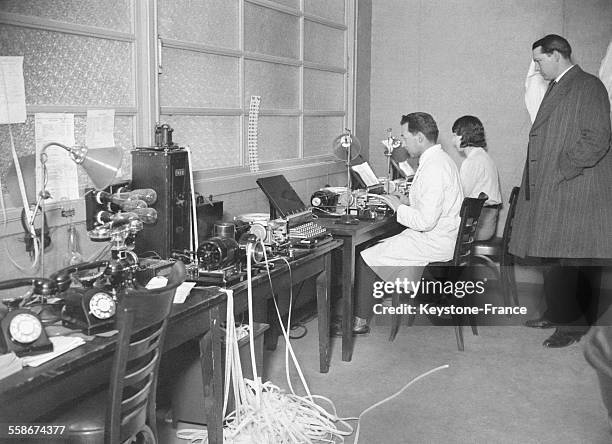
[351, 162, 379, 187]
[173, 282, 196, 303]
[21, 336, 86, 367]
[145, 276, 195, 304]
[0, 352, 22, 379]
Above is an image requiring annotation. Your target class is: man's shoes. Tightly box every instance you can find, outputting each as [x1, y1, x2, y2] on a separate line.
[330, 317, 370, 337]
[524, 317, 556, 329]
[542, 329, 583, 348]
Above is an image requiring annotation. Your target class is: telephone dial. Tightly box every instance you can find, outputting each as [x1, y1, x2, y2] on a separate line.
[51, 260, 126, 335]
[0, 278, 55, 357]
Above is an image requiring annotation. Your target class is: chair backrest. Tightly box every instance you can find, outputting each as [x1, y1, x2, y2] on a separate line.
[451, 192, 488, 266]
[501, 186, 520, 251]
[105, 260, 186, 443]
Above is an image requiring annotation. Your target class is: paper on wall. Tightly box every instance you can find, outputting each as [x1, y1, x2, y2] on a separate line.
[86, 109, 115, 148]
[0, 56, 26, 124]
[35, 113, 79, 203]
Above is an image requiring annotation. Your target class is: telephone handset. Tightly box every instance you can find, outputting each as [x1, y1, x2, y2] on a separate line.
[51, 260, 110, 292]
[0, 278, 55, 357]
[51, 261, 118, 335]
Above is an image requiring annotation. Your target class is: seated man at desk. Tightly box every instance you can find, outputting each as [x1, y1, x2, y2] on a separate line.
[452, 115, 502, 241]
[347, 112, 464, 334]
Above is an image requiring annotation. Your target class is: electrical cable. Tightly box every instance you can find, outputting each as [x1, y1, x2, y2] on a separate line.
[177, 241, 354, 443]
[353, 364, 450, 444]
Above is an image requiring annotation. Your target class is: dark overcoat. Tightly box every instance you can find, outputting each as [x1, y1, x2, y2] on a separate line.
[509, 65, 612, 259]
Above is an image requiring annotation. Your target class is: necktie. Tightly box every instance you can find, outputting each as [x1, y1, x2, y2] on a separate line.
[543, 80, 556, 99]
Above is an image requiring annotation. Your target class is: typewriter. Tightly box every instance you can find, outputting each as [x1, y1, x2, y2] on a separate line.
[256, 175, 331, 248]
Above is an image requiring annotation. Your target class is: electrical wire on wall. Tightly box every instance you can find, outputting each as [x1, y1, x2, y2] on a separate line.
[4, 124, 42, 272]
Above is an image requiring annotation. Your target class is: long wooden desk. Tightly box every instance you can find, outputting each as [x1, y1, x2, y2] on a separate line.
[0, 238, 341, 444]
[316, 217, 402, 361]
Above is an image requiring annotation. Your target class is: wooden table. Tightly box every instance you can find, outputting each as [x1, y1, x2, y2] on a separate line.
[0, 239, 341, 444]
[316, 217, 402, 361]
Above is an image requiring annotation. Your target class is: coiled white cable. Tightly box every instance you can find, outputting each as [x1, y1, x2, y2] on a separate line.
[176, 243, 448, 443]
[177, 241, 353, 443]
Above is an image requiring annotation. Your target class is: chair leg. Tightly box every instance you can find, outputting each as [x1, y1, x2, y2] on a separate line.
[407, 305, 416, 327]
[500, 260, 519, 307]
[134, 425, 156, 444]
[469, 316, 479, 336]
[389, 291, 402, 342]
[509, 261, 519, 306]
[466, 293, 478, 336]
[454, 325, 464, 351]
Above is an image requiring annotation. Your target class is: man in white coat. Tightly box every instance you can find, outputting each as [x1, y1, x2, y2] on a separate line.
[351, 112, 464, 333]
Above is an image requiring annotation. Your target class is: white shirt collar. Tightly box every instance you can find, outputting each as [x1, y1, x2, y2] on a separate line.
[466, 147, 485, 158]
[419, 144, 442, 163]
[555, 64, 575, 83]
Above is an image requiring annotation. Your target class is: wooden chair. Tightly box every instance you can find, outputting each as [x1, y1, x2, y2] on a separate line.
[389, 193, 488, 350]
[50, 261, 186, 444]
[472, 186, 520, 307]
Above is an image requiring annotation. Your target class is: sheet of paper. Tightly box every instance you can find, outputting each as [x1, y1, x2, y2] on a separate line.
[0, 352, 23, 380]
[35, 113, 79, 203]
[0, 56, 26, 124]
[398, 160, 415, 177]
[174, 282, 196, 304]
[21, 336, 85, 367]
[146, 276, 168, 289]
[351, 162, 379, 187]
[86, 109, 115, 148]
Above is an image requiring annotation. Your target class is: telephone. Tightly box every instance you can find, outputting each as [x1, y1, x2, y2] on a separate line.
[0, 278, 55, 357]
[51, 261, 118, 335]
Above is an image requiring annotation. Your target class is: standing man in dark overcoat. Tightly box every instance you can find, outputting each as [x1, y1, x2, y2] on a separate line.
[510, 34, 612, 348]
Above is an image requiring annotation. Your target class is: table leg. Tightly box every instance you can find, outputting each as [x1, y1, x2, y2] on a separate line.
[316, 253, 331, 373]
[200, 305, 223, 444]
[342, 239, 355, 361]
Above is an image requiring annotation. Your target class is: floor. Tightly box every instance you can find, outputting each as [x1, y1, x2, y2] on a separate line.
[157, 282, 612, 443]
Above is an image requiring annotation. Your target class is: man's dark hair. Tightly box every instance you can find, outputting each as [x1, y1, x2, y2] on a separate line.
[532, 34, 572, 59]
[400, 112, 439, 143]
[452, 115, 487, 148]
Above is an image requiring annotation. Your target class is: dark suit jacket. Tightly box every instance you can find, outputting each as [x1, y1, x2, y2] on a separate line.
[509, 65, 612, 258]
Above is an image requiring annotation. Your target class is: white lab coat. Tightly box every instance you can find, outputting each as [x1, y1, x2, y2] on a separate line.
[361, 145, 463, 282]
[525, 60, 549, 123]
[460, 147, 502, 205]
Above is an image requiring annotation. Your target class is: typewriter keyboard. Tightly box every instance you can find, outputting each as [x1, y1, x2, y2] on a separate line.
[288, 221, 328, 240]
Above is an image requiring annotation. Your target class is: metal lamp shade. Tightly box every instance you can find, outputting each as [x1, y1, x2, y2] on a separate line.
[79, 147, 124, 190]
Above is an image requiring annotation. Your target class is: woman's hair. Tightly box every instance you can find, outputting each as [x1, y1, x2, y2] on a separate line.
[452, 115, 486, 148]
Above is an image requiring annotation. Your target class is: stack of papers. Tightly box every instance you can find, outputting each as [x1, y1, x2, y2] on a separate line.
[21, 336, 86, 368]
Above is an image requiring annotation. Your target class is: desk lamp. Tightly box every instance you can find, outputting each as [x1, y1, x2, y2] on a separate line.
[38, 143, 124, 276]
[383, 128, 402, 193]
[332, 129, 360, 225]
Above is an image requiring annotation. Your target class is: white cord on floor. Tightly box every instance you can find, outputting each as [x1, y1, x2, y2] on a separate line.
[353, 364, 450, 443]
[176, 242, 353, 443]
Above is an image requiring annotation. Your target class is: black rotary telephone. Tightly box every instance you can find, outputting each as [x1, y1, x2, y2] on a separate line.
[51, 260, 120, 335]
[0, 278, 55, 357]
